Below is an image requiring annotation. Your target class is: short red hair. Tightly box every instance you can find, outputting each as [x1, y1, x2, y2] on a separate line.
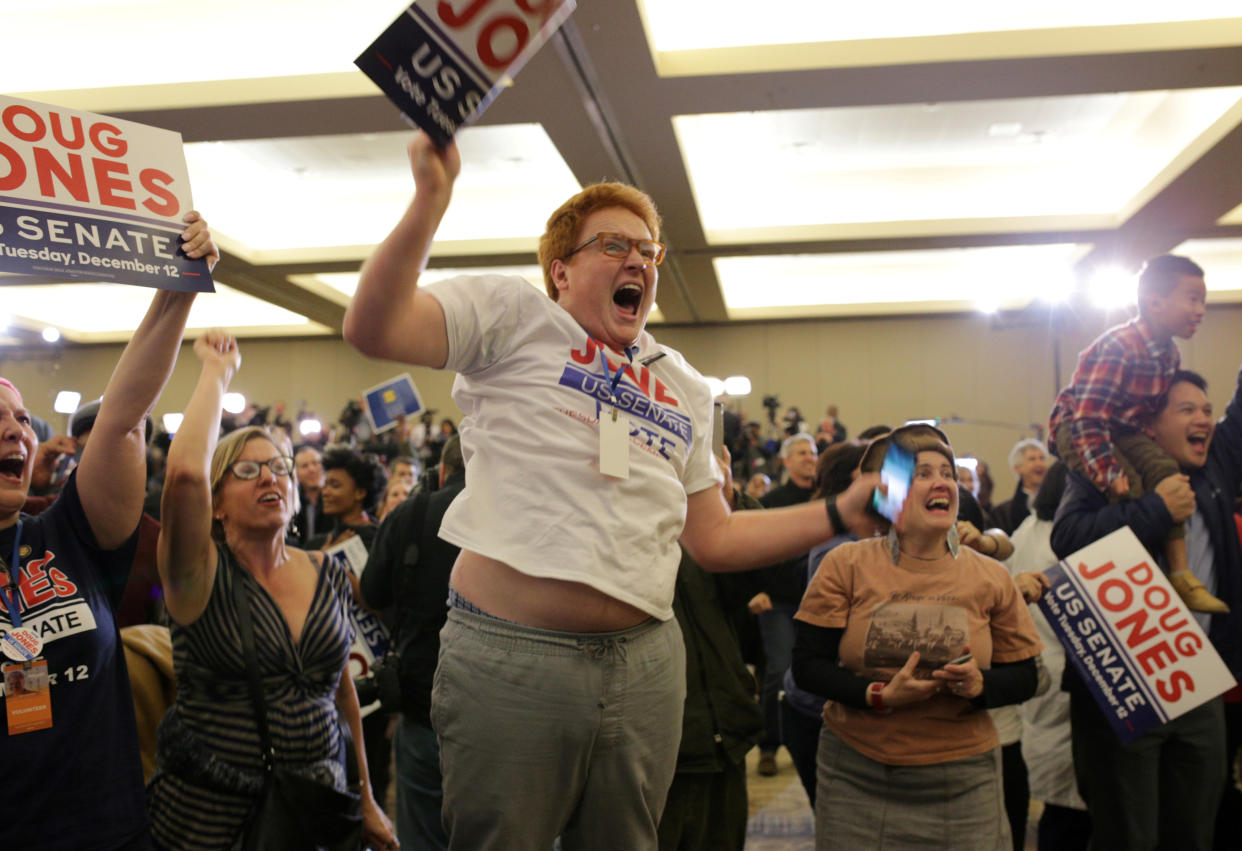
[537, 183, 662, 301]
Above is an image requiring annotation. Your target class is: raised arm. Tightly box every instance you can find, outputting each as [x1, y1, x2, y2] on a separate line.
[343, 133, 461, 368]
[76, 211, 217, 549]
[157, 331, 240, 626]
[681, 472, 880, 571]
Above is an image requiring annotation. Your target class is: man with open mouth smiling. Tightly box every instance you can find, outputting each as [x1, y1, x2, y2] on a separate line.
[344, 131, 880, 850]
[1051, 366, 1242, 851]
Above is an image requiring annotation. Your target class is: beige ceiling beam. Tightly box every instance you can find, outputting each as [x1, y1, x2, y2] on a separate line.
[1080, 119, 1242, 270]
[562, 4, 728, 323]
[218, 250, 345, 330]
[651, 47, 1242, 114]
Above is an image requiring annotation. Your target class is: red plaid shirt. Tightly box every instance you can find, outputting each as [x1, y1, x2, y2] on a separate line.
[1048, 317, 1179, 491]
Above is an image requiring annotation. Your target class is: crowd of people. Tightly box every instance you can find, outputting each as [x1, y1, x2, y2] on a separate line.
[3, 132, 1242, 851]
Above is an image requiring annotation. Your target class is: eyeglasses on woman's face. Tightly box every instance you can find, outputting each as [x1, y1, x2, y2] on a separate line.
[227, 456, 295, 480]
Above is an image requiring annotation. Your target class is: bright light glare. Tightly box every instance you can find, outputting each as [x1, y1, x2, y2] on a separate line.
[724, 376, 752, 396]
[299, 418, 323, 437]
[41, 326, 61, 343]
[716, 244, 1088, 318]
[1088, 267, 1138, 309]
[956, 457, 979, 471]
[905, 418, 940, 427]
[976, 299, 1000, 314]
[163, 413, 184, 434]
[53, 391, 81, 414]
[1038, 271, 1077, 304]
[704, 377, 726, 397]
[222, 392, 247, 414]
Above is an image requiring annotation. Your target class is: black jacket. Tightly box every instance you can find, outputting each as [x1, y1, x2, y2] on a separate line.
[672, 493, 765, 772]
[992, 483, 1030, 536]
[1051, 365, 1242, 683]
[360, 472, 466, 726]
[754, 480, 816, 604]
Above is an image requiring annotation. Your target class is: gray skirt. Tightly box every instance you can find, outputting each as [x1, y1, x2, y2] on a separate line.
[814, 726, 1010, 850]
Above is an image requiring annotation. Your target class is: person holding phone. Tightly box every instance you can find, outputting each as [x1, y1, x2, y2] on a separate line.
[791, 424, 1042, 850]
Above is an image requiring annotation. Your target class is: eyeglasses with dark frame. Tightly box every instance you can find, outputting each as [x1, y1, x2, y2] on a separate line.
[227, 456, 295, 480]
[566, 232, 666, 266]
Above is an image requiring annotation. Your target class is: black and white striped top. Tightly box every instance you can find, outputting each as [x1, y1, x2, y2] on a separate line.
[148, 548, 354, 850]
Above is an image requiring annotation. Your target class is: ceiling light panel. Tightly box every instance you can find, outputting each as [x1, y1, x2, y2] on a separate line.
[638, 2, 1242, 74]
[185, 126, 580, 263]
[1169, 239, 1242, 299]
[675, 88, 1242, 243]
[3, 281, 326, 342]
[4, 0, 409, 92]
[1218, 203, 1242, 225]
[641, 1, 1242, 50]
[715, 244, 1087, 319]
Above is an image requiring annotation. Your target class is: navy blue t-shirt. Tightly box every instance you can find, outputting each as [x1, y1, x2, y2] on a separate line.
[0, 472, 146, 849]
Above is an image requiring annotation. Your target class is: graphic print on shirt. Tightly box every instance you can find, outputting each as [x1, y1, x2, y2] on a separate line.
[863, 600, 968, 672]
[0, 547, 97, 649]
[559, 337, 692, 461]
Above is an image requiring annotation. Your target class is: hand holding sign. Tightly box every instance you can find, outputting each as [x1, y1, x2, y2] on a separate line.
[408, 132, 461, 198]
[179, 210, 219, 272]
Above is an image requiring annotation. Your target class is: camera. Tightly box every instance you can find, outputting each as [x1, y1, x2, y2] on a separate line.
[339, 399, 364, 431]
[762, 395, 780, 424]
[353, 652, 403, 713]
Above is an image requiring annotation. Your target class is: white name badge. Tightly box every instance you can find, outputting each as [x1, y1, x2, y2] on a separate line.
[599, 407, 630, 479]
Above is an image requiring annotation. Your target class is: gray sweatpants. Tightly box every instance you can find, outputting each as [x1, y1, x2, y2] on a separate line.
[430, 606, 687, 851]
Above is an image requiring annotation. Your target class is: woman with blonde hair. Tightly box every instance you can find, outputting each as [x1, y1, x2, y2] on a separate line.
[147, 330, 396, 850]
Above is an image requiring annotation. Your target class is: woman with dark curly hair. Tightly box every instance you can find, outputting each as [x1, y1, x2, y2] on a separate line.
[309, 448, 387, 552]
[308, 446, 393, 807]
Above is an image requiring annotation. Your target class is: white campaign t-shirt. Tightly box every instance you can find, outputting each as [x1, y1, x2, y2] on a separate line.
[425, 274, 722, 621]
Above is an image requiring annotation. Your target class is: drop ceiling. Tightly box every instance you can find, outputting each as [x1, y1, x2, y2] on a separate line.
[4, 0, 1242, 344]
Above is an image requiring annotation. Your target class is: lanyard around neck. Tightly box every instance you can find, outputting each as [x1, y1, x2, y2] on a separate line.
[1, 520, 23, 627]
[597, 342, 638, 406]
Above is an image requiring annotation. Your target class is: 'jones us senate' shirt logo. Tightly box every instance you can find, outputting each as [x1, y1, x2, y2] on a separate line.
[0, 550, 98, 647]
[559, 339, 693, 449]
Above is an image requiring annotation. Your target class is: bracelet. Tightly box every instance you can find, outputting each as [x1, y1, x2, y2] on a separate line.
[867, 681, 891, 714]
[825, 496, 845, 535]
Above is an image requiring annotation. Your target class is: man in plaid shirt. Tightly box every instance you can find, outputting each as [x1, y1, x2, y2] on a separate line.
[1048, 253, 1225, 612]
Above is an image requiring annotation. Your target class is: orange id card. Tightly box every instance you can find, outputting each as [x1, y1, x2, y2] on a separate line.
[4, 659, 52, 734]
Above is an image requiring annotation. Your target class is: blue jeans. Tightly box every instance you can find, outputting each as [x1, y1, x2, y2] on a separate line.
[395, 716, 448, 850]
[757, 603, 798, 752]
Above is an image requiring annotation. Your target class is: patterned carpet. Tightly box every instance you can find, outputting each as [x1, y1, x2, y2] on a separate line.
[745, 749, 815, 850]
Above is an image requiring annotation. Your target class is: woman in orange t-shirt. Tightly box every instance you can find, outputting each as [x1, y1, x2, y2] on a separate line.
[793, 424, 1042, 850]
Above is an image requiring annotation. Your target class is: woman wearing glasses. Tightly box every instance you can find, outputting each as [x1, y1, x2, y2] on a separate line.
[147, 331, 396, 850]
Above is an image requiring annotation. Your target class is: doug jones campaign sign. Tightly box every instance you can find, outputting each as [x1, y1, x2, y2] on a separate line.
[1038, 526, 1235, 742]
[0, 94, 212, 292]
